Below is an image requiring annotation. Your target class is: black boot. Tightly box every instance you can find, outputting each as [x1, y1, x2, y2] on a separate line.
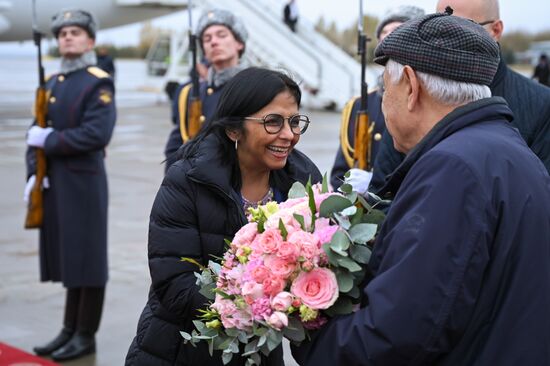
[33, 327, 74, 356]
[51, 332, 96, 361]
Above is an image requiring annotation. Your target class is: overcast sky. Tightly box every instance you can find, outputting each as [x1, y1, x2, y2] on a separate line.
[2, 0, 549, 54]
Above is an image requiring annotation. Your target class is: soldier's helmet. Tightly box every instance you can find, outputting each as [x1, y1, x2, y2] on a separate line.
[51, 9, 98, 39]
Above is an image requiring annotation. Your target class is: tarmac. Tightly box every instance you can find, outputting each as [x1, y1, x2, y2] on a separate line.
[0, 95, 341, 365]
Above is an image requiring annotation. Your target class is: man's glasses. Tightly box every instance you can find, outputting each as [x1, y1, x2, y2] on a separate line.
[244, 114, 310, 135]
[478, 19, 496, 26]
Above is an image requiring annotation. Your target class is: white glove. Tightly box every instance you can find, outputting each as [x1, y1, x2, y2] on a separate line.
[345, 168, 373, 196]
[26, 126, 54, 148]
[23, 175, 50, 203]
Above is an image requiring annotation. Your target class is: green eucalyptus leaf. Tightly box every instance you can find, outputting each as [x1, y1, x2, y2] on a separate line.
[283, 316, 306, 342]
[266, 329, 283, 351]
[330, 230, 350, 252]
[340, 205, 357, 217]
[243, 337, 260, 356]
[347, 285, 361, 299]
[199, 282, 216, 300]
[319, 195, 353, 218]
[349, 223, 378, 244]
[180, 331, 192, 341]
[322, 243, 340, 266]
[325, 296, 354, 316]
[250, 352, 261, 365]
[333, 213, 351, 230]
[288, 181, 307, 198]
[350, 244, 372, 264]
[222, 351, 234, 365]
[336, 256, 362, 272]
[350, 207, 364, 225]
[363, 209, 386, 226]
[336, 269, 354, 292]
[346, 191, 358, 204]
[339, 182, 353, 194]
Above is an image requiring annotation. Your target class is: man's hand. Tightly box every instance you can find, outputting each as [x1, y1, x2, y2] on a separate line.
[26, 126, 53, 148]
[23, 175, 50, 203]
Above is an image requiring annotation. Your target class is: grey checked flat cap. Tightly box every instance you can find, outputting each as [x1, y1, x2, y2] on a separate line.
[196, 9, 248, 45]
[51, 9, 97, 39]
[374, 11, 500, 86]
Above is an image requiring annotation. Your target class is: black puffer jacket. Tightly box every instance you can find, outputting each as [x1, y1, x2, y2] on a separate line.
[126, 134, 321, 366]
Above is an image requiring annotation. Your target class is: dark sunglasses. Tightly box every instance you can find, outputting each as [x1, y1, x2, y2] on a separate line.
[244, 114, 310, 135]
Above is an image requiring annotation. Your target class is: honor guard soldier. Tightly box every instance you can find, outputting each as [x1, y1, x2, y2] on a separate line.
[24, 8, 116, 362]
[164, 9, 249, 171]
[330, 5, 424, 191]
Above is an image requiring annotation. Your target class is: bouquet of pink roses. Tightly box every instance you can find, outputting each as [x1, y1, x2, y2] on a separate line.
[181, 177, 385, 365]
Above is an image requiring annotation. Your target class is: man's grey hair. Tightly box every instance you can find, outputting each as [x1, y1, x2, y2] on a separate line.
[385, 59, 491, 105]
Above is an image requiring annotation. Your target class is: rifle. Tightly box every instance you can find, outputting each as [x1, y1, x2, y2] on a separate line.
[185, 0, 203, 140]
[25, 0, 48, 229]
[353, 0, 375, 171]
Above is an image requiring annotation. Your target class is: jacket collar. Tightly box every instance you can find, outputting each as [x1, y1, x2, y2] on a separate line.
[489, 52, 507, 89]
[377, 96, 513, 198]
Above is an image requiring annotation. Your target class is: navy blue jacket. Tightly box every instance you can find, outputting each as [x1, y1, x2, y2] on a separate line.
[126, 133, 322, 366]
[370, 56, 550, 193]
[25, 66, 116, 287]
[292, 97, 550, 365]
[330, 91, 386, 189]
[164, 81, 223, 171]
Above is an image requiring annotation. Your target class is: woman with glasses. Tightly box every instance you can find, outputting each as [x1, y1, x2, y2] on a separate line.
[126, 67, 321, 366]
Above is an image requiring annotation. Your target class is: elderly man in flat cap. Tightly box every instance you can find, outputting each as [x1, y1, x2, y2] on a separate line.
[25, 8, 115, 362]
[292, 10, 550, 366]
[370, 0, 550, 193]
[164, 8, 248, 172]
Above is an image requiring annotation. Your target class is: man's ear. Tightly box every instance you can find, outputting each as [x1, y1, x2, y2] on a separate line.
[489, 20, 504, 42]
[403, 65, 419, 111]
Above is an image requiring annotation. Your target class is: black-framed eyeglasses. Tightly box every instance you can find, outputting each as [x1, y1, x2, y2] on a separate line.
[478, 19, 496, 26]
[244, 114, 310, 135]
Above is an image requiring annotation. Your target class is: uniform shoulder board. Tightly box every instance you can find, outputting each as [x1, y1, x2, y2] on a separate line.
[45, 73, 57, 82]
[87, 66, 110, 79]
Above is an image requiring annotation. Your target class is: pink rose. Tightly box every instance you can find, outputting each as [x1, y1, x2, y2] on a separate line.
[266, 311, 288, 330]
[291, 268, 339, 310]
[264, 255, 296, 278]
[262, 275, 286, 297]
[277, 241, 300, 262]
[271, 291, 294, 312]
[232, 222, 258, 248]
[288, 231, 321, 261]
[242, 281, 265, 303]
[253, 228, 283, 254]
[249, 264, 271, 283]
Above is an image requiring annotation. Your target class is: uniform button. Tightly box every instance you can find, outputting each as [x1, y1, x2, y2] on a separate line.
[374, 133, 382, 141]
[199, 115, 206, 122]
[207, 88, 214, 95]
[49, 96, 56, 103]
[58, 75, 65, 82]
